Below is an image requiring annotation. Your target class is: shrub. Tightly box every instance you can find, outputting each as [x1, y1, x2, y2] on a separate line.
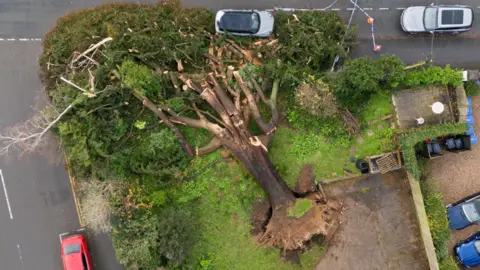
[439, 256, 459, 270]
[329, 55, 405, 111]
[465, 81, 480, 97]
[421, 182, 451, 260]
[399, 123, 467, 179]
[78, 180, 125, 234]
[294, 78, 338, 118]
[404, 65, 463, 88]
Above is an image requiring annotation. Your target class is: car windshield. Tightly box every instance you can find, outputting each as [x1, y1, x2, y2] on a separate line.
[462, 202, 480, 222]
[475, 240, 480, 255]
[424, 7, 438, 30]
[219, 12, 260, 34]
[63, 243, 81, 255]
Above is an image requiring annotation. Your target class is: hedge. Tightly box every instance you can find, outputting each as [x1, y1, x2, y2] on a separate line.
[399, 123, 468, 179]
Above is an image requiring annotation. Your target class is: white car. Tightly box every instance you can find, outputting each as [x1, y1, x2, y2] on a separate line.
[215, 10, 274, 37]
[401, 5, 474, 34]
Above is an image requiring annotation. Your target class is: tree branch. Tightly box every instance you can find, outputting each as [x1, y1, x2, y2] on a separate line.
[131, 89, 194, 156]
[0, 102, 76, 156]
[233, 71, 274, 135]
[195, 137, 223, 156]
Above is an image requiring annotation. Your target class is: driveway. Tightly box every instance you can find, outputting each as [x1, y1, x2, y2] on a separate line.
[425, 95, 480, 265]
[315, 171, 428, 270]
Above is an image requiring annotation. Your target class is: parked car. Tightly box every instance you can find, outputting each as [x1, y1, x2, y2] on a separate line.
[61, 234, 92, 270]
[447, 193, 480, 230]
[401, 5, 474, 33]
[454, 232, 480, 268]
[215, 10, 274, 37]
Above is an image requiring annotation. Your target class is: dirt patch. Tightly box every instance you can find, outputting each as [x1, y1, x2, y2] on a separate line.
[250, 198, 271, 236]
[280, 249, 301, 265]
[293, 164, 316, 194]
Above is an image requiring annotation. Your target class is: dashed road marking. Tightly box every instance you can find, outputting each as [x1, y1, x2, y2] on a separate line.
[332, 8, 340, 11]
[0, 169, 13, 220]
[363, 8, 373, 10]
[17, 245, 25, 270]
[379, 8, 389, 10]
[396, 7, 405, 10]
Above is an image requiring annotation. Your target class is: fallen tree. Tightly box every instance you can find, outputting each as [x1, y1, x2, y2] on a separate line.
[0, 1, 355, 267]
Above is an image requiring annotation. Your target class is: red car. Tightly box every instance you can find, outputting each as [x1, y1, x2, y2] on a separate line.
[61, 234, 92, 270]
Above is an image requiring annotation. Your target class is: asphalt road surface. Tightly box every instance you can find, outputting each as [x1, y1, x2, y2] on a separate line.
[0, 0, 479, 270]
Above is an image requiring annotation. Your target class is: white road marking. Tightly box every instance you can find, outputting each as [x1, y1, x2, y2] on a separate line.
[0, 170, 13, 219]
[396, 7, 405, 10]
[347, 8, 355, 11]
[6, 38, 15, 41]
[17, 245, 25, 270]
[379, 8, 389, 10]
[59, 232, 69, 243]
[77, 227, 86, 232]
[363, 8, 373, 10]
[332, 8, 340, 11]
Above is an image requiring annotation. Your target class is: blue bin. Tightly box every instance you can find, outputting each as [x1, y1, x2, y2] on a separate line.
[467, 115, 475, 125]
[468, 106, 473, 116]
[468, 98, 472, 106]
[466, 125, 475, 135]
[471, 135, 478, 145]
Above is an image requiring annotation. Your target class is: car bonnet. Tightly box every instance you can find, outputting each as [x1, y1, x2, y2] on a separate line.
[447, 205, 470, 229]
[457, 240, 480, 266]
[401, 6, 426, 32]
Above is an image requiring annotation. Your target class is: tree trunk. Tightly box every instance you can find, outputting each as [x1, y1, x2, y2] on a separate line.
[223, 141, 295, 209]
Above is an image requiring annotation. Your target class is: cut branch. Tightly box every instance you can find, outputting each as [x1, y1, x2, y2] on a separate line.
[71, 37, 113, 65]
[234, 71, 274, 134]
[0, 103, 75, 156]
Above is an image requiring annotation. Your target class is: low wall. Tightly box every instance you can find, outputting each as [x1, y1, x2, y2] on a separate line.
[407, 172, 439, 270]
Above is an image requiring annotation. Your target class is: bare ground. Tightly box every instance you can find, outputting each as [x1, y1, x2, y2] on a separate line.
[425, 96, 480, 266]
[315, 171, 428, 270]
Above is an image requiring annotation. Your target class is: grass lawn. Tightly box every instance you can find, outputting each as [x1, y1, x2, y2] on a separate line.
[269, 127, 357, 185]
[361, 91, 393, 123]
[176, 153, 325, 270]
[352, 91, 397, 159]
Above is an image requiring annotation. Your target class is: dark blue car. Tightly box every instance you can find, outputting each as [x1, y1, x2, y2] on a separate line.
[447, 194, 480, 230]
[455, 232, 480, 268]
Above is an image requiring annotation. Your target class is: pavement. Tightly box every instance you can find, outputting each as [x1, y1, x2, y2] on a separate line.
[317, 170, 428, 270]
[0, 0, 478, 270]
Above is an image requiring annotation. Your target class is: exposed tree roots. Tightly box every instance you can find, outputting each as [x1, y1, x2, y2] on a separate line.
[259, 198, 341, 251]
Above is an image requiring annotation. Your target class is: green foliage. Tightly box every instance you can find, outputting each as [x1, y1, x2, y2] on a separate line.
[465, 81, 480, 97]
[288, 199, 313, 218]
[420, 180, 453, 264]
[399, 123, 468, 179]
[439, 256, 459, 270]
[404, 65, 463, 88]
[156, 205, 198, 268]
[40, 1, 214, 89]
[268, 11, 356, 86]
[329, 55, 405, 111]
[112, 207, 160, 269]
[118, 60, 163, 98]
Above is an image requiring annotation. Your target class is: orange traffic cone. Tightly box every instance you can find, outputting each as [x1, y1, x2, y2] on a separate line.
[367, 17, 374, 24]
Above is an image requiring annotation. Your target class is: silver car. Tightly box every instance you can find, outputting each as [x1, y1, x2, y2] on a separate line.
[215, 10, 274, 37]
[401, 5, 474, 34]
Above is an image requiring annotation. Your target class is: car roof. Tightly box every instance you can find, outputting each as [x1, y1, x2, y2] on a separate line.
[219, 12, 256, 32]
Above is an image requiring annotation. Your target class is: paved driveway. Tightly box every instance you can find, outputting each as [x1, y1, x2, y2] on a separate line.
[316, 171, 428, 270]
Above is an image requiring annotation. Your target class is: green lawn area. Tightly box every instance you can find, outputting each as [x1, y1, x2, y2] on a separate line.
[352, 91, 397, 159]
[361, 91, 393, 123]
[175, 153, 325, 270]
[269, 127, 357, 185]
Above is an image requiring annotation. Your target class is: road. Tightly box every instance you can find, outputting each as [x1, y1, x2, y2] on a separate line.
[0, 0, 478, 269]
